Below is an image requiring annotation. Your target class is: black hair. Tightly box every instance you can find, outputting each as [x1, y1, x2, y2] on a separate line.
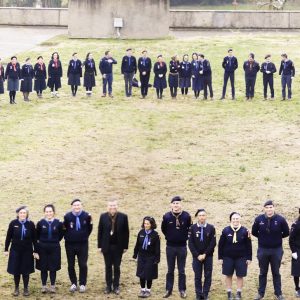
[199, 54, 205, 58]
[72, 52, 77, 56]
[16, 206, 29, 219]
[44, 204, 56, 213]
[105, 50, 110, 56]
[71, 198, 81, 205]
[230, 212, 240, 221]
[37, 56, 43, 60]
[141, 216, 157, 230]
[265, 54, 271, 59]
[228, 48, 233, 52]
[86, 52, 92, 60]
[182, 54, 189, 60]
[281, 53, 288, 58]
[249, 53, 255, 59]
[192, 52, 198, 58]
[51, 52, 59, 59]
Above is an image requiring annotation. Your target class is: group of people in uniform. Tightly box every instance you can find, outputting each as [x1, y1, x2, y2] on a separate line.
[3, 197, 300, 300]
[0, 49, 296, 103]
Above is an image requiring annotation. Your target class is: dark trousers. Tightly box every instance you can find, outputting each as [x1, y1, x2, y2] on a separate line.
[263, 75, 274, 98]
[103, 245, 123, 289]
[103, 73, 113, 95]
[222, 72, 235, 98]
[203, 75, 213, 99]
[65, 242, 88, 286]
[245, 76, 257, 98]
[170, 87, 178, 98]
[257, 247, 283, 297]
[166, 246, 187, 292]
[281, 74, 292, 99]
[124, 72, 134, 97]
[192, 256, 213, 297]
[140, 73, 150, 96]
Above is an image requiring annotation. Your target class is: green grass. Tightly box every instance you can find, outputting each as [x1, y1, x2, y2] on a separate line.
[0, 32, 300, 299]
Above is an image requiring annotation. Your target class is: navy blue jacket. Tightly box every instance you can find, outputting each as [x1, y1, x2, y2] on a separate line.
[279, 59, 295, 76]
[218, 226, 252, 260]
[5, 62, 21, 80]
[161, 211, 192, 247]
[63, 211, 93, 243]
[138, 57, 152, 74]
[289, 219, 300, 253]
[260, 62, 277, 76]
[99, 57, 117, 75]
[121, 55, 137, 74]
[169, 60, 180, 74]
[252, 214, 289, 249]
[179, 61, 192, 78]
[191, 60, 201, 77]
[83, 59, 97, 75]
[222, 56, 238, 73]
[0, 65, 4, 80]
[243, 60, 260, 77]
[36, 218, 64, 244]
[188, 223, 216, 257]
[48, 59, 62, 77]
[34, 63, 47, 79]
[21, 64, 34, 79]
[153, 62, 167, 77]
[67, 59, 82, 77]
[202, 59, 212, 76]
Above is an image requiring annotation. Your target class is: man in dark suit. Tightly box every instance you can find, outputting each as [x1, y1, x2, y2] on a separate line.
[98, 199, 129, 295]
[138, 50, 152, 99]
[121, 48, 137, 97]
[260, 54, 277, 100]
[243, 53, 260, 100]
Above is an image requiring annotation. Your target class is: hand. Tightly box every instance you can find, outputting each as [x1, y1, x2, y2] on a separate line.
[192, 75, 195, 78]
[4, 251, 9, 257]
[219, 259, 223, 265]
[266, 71, 271, 74]
[159, 74, 163, 78]
[246, 260, 251, 265]
[107, 59, 113, 63]
[292, 252, 298, 260]
[123, 249, 127, 253]
[199, 70, 203, 75]
[291, 76, 294, 79]
[33, 253, 39, 260]
[142, 71, 146, 76]
[98, 248, 102, 253]
[103, 74, 106, 79]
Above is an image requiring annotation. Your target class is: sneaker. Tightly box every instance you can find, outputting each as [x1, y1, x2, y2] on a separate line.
[254, 294, 263, 300]
[12, 288, 19, 296]
[138, 289, 146, 298]
[275, 295, 285, 300]
[49, 285, 56, 294]
[144, 290, 151, 298]
[163, 290, 172, 298]
[296, 290, 300, 297]
[69, 284, 77, 293]
[79, 285, 86, 293]
[236, 291, 242, 299]
[113, 287, 120, 295]
[228, 291, 235, 300]
[104, 286, 112, 294]
[109, 94, 114, 98]
[51, 92, 55, 98]
[41, 285, 47, 293]
[55, 93, 60, 98]
[180, 290, 187, 298]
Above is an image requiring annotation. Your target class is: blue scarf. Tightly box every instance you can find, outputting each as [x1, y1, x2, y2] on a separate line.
[72, 211, 82, 231]
[19, 220, 27, 240]
[142, 230, 152, 250]
[47, 220, 53, 239]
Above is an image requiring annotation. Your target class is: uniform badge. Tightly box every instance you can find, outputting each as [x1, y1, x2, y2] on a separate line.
[52, 64, 55, 67]
[70, 222, 73, 229]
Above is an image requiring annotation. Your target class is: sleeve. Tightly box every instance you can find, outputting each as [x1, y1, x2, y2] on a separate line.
[161, 214, 167, 237]
[79, 61, 82, 77]
[260, 63, 264, 73]
[205, 226, 217, 256]
[235, 58, 238, 70]
[4, 221, 13, 251]
[59, 61, 63, 77]
[4, 64, 8, 79]
[31, 222, 38, 252]
[163, 63, 167, 75]
[281, 217, 290, 238]
[44, 65, 47, 79]
[58, 221, 64, 241]
[112, 58, 117, 65]
[97, 214, 102, 249]
[256, 63, 260, 73]
[153, 63, 157, 75]
[138, 58, 142, 73]
[94, 60, 97, 76]
[292, 62, 295, 77]
[133, 232, 139, 259]
[222, 57, 226, 69]
[246, 230, 252, 260]
[87, 214, 93, 236]
[289, 223, 297, 253]
[48, 61, 52, 77]
[243, 62, 246, 71]
[36, 221, 41, 241]
[149, 59, 152, 72]
[279, 62, 283, 75]
[218, 230, 226, 260]
[121, 57, 125, 74]
[154, 233, 161, 264]
[251, 217, 259, 238]
[99, 59, 104, 74]
[273, 63, 277, 73]
[67, 62, 71, 77]
[123, 214, 130, 250]
[188, 227, 198, 257]
[134, 57, 137, 73]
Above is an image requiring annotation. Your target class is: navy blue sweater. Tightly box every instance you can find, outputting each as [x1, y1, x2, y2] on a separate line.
[21, 64, 34, 79]
[67, 59, 82, 77]
[279, 59, 295, 76]
[252, 214, 289, 249]
[161, 211, 192, 247]
[121, 55, 137, 74]
[202, 59, 212, 76]
[222, 56, 238, 73]
[218, 226, 252, 260]
[138, 57, 152, 74]
[5, 62, 21, 80]
[243, 60, 260, 77]
[179, 61, 192, 78]
[99, 57, 117, 75]
[260, 62, 277, 75]
[36, 218, 64, 244]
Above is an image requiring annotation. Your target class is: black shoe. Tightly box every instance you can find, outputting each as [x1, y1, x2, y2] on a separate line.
[275, 295, 285, 300]
[23, 288, 30, 297]
[227, 291, 234, 300]
[232, 97, 235, 100]
[254, 294, 263, 300]
[180, 290, 187, 298]
[113, 287, 120, 295]
[220, 97, 225, 100]
[281, 98, 286, 101]
[163, 290, 172, 298]
[104, 286, 112, 294]
[236, 291, 242, 299]
[12, 288, 19, 296]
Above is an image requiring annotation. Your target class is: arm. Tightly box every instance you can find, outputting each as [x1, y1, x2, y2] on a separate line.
[99, 59, 104, 75]
[58, 221, 64, 241]
[67, 62, 71, 77]
[273, 63, 277, 74]
[161, 214, 167, 237]
[291, 63, 295, 77]
[235, 58, 238, 70]
[218, 230, 225, 260]
[205, 226, 217, 256]
[97, 215, 102, 249]
[123, 215, 130, 250]
[222, 57, 226, 69]
[155, 233, 161, 264]
[281, 217, 290, 238]
[289, 223, 297, 253]
[79, 61, 82, 77]
[134, 57, 137, 74]
[4, 222, 13, 252]
[246, 231, 252, 261]
[260, 63, 264, 73]
[133, 233, 139, 259]
[121, 57, 124, 74]
[251, 217, 259, 238]
[279, 62, 283, 75]
[88, 214, 93, 236]
[243, 62, 246, 71]
[188, 227, 199, 257]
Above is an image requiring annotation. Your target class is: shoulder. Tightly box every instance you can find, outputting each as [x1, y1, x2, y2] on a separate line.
[254, 214, 264, 222]
[28, 220, 35, 227]
[207, 223, 215, 230]
[8, 219, 18, 226]
[222, 226, 231, 234]
[182, 211, 191, 218]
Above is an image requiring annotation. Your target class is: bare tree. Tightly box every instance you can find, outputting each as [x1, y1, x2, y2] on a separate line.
[257, 0, 287, 10]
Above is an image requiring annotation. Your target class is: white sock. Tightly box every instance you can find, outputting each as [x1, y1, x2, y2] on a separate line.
[146, 288, 151, 292]
[227, 289, 232, 292]
[237, 289, 242, 292]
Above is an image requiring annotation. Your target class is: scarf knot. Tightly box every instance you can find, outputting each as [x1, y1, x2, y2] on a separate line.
[230, 225, 241, 243]
[142, 230, 152, 250]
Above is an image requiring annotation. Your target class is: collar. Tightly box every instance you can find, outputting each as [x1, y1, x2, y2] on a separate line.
[197, 222, 207, 228]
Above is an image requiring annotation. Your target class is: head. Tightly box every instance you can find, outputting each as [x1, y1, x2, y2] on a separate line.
[126, 48, 132, 56]
[71, 199, 82, 214]
[192, 52, 198, 61]
[170, 196, 183, 213]
[195, 209, 207, 224]
[228, 48, 233, 57]
[16, 206, 28, 221]
[264, 200, 275, 217]
[72, 52, 78, 60]
[44, 204, 55, 220]
[198, 54, 204, 62]
[11, 56, 17, 64]
[157, 55, 163, 63]
[142, 50, 147, 58]
[183, 54, 189, 62]
[25, 57, 31, 64]
[265, 54, 271, 63]
[248, 53, 255, 62]
[142, 216, 157, 231]
[37, 56, 43, 63]
[281, 53, 288, 61]
[52, 52, 59, 60]
[105, 50, 111, 58]
[230, 212, 241, 227]
[86, 52, 93, 60]
[107, 198, 118, 215]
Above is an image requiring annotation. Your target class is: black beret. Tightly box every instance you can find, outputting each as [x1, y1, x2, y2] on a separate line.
[171, 196, 183, 203]
[230, 211, 240, 221]
[195, 208, 206, 217]
[16, 206, 27, 213]
[264, 200, 274, 207]
[71, 198, 81, 205]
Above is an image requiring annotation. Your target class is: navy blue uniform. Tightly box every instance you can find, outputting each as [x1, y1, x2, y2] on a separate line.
[179, 61, 192, 90]
[252, 214, 289, 297]
[133, 229, 160, 281]
[34, 63, 47, 94]
[202, 59, 213, 99]
[279, 59, 295, 99]
[67, 59, 82, 86]
[64, 211, 93, 286]
[0, 65, 4, 94]
[168, 60, 180, 99]
[153, 62, 167, 99]
[243, 60, 260, 98]
[218, 226, 252, 277]
[121, 55, 137, 97]
[161, 210, 192, 293]
[260, 62, 277, 99]
[222, 56, 238, 99]
[99, 56, 117, 95]
[47, 59, 62, 91]
[5, 62, 21, 92]
[20, 64, 34, 93]
[191, 60, 203, 96]
[289, 219, 300, 277]
[188, 223, 216, 298]
[138, 57, 152, 97]
[83, 59, 97, 90]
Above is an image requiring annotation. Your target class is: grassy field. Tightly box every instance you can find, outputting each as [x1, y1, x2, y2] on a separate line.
[0, 32, 300, 299]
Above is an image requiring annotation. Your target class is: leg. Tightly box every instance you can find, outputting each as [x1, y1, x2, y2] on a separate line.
[14, 274, 21, 289]
[22, 274, 29, 289]
[103, 77, 108, 95]
[112, 248, 123, 289]
[192, 257, 203, 298]
[156, 88, 160, 99]
[230, 73, 235, 98]
[257, 248, 270, 297]
[41, 271, 48, 285]
[281, 76, 286, 99]
[103, 252, 113, 289]
[77, 242, 88, 286]
[177, 246, 187, 292]
[222, 72, 229, 98]
[270, 248, 283, 296]
[263, 76, 268, 98]
[294, 276, 300, 291]
[146, 280, 153, 289]
[160, 88, 163, 99]
[245, 77, 250, 98]
[269, 76, 274, 98]
[181, 88, 184, 95]
[185, 87, 188, 95]
[128, 72, 134, 96]
[225, 275, 233, 290]
[166, 246, 176, 292]
[236, 276, 244, 290]
[124, 73, 129, 96]
[203, 256, 213, 296]
[140, 278, 146, 289]
[204, 77, 208, 99]
[287, 75, 292, 99]
[208, 76, 213, 98]
[65, 244, 77, 285]
[170, 87, 174, 98]
[49, 271, 56, 286]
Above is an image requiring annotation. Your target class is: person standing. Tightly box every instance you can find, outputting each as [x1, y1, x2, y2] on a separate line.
[36, 204, 64, 294]
[83, 52, 97, 97]
[5, 56, 21, 104]
[188, 209, 216, 300]
[179, 54, 192, 97]
[279, 53, 295, 101]
[4, 206, 38, 297]
[153, 55, 167, 100]
[20, 58, 34, 102]
[218, 212, 252, 300]
[221, 49, 238, 100]
[260, 54, 277, 100]
[252, 200, 289, 300]
[67, 52, 82, 97]
[64, 199, 93, 293]
[34, 56, 47, 98]
[133, 216, 160, 298]
[121, 48, 137, 98]
[47, 52, 63, 98]
[289, 208, 300, 298]
[243, 53, 260, 100]
[138, 50, 152, 99]
[0, 57, 5, 98]
[191, 53, 202, 99]
[200, 54, 213, 100]
[168, 55, 180, 99]
[99, 50, 117, 98]
[98, 198, 129, 295]
[161, 196, 192, 299]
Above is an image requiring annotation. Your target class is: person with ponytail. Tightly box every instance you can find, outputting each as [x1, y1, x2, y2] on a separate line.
[5, 56, 21, 104]
[218, 212, 252, 300]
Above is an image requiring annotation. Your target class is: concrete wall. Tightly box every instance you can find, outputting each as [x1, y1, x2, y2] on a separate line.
[170, 10, 300, 29]
[68, 0, 169, 39]
[0, 7, 68, 27]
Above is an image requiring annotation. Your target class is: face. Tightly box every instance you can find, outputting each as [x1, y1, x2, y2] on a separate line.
[158, 56, 163, 63]
[192, 54, 197, 60]
[38, 58, 43, 64]
[26, 59, 31, 64]
[228, 51, 233, 57]
[264, 205, 275, 217]
[72, 201, 82, 214]
[44, 207, 54, 220]
[18, 209, 28, 221]
[281, 55, 287, 61]
[144, 219, 151, 230]
[231, 214, 241, 227]
[88, 53, 93, 59]
[198, 55, 203, 62]
[12, 58, 17, 64]
[266, 56, 271, 63]
[248, 55, 254, 62]
[106, 51, 111, 58]
[143, 51, 147, 58]
[127, 50, 132, 56]
[107, 200, 118, 215]
[183, 55, 188, 62]
[171, 201, 182, 213]
[73, 54, 77, 60]
[53, 53, 58, 60]
[197, 212, 207, 224]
